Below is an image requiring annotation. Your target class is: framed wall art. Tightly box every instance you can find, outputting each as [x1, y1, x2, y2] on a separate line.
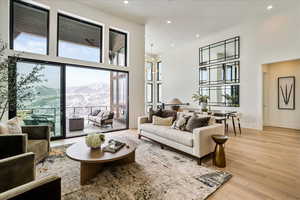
[278, 76, 295, 110]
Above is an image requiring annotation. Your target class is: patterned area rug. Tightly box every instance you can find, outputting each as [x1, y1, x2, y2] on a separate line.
[37, 133, 231, 200]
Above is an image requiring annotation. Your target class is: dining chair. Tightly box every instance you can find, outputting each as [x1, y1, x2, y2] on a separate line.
[228, 112, 242, 136]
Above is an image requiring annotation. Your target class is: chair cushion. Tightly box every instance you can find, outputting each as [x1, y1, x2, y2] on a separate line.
[140, 123, 193, 147]
[28, 140, 48, 161]
[91, 109, 101, 116]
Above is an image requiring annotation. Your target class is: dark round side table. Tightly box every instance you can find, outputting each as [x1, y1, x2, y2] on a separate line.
[212, 135, 229, 168]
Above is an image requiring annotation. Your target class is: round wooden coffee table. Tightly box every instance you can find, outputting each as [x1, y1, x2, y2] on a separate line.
[66, 136, 137, 185]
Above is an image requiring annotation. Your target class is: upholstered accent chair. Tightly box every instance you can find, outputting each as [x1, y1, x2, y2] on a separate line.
[0, 152, 61, 200]
[0, 125, 51, 162]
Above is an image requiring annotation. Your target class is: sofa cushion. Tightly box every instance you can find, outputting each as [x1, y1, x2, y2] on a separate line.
[152, 116, 173, 126]
[28, 140, 48, 161]
[140, 123, 193, 147]
[148, 108, 163, 123]
[171, 113, 191, 131]
[185, 115, 210, 132]
[160, 110, 177, 122]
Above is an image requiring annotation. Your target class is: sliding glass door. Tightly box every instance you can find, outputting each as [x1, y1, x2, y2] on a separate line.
[65, 66, 128, 138]
[14, 60, 63, 138]
[10, 59, 129, 139]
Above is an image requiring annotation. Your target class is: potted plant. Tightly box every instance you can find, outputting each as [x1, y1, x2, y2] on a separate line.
[223, 94, 239, 107]
[192, 93, 209, 112]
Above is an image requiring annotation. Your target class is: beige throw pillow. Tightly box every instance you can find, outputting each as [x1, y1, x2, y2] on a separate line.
[152, 116, 173, 126]
[0, 122, 9, 135]
[0, 117, 23, 134]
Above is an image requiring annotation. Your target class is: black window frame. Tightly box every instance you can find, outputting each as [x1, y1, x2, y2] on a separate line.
[146, 62, 153, 81]
[199, 61, 240, 85]
[109, 28, 128, 67]
[146, 83, 153, 103]
[10, 0, 50, 55]
[57, 13, 103, 63]
[157, 61, 162, 81]
[157, 83, 162, 103]
[199, 36, 240, 66]
[8, 57, 130, 140]
[199, 85, 240, 107]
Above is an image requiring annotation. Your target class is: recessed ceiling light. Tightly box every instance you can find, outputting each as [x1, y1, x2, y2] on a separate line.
[123, 0, 129, 4]
[170, 43, 175, 47]
[196, 34, 200, 38]
[166, 20, 172, 24]
[267, 5, 273, 10]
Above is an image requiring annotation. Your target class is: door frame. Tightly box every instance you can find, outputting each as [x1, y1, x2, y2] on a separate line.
[8, 57, 129, 140]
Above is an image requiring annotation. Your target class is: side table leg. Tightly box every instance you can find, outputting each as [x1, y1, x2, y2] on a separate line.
[214, 144, 226, 168]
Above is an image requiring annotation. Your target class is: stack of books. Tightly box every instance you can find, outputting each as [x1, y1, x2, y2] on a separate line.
[103, 139, 125, 153]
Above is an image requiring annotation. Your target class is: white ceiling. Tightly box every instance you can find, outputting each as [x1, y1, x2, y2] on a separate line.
[77, 0, 299, 55]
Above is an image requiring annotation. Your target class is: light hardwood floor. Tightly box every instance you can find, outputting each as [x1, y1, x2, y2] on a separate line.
[208, 126, 300, 200]
[51, 127, 300, 200]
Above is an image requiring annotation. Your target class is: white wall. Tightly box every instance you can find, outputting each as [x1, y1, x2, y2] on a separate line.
[162, 6, 300, 130]
[0, 0, 145, 128]
[263, 60, 300, 129]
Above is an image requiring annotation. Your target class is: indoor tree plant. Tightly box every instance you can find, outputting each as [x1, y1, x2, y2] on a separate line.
[192, 93, 209, 112]
[0, 39, 46, 120]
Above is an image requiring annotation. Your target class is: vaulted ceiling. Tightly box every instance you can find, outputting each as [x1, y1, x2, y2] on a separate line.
[76, 0, 299, 55]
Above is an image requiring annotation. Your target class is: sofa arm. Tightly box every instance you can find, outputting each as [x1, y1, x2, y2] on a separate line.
[0, 152, 35, 193]
[0, 134, 27, 159]
[192, 124, 224, 157]
[138, 116, 149, 133]
[0, 176, 61, 200]
[22, 125, 50, 141]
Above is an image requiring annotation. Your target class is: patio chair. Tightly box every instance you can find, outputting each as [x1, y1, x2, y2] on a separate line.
[88, 110, 114, 127]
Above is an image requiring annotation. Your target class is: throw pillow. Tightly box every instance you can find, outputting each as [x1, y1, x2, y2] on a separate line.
[160, 110, 177, 122]
[0, 122, 9, 135]
[152, 116, 173, 126]
[148, 108, 163, 123]
[1, 117, 23, 134]
[185, 115, 210, 132]
[171, 113, 191, 131]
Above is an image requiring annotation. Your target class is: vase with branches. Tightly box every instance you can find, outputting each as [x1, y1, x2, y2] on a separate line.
[0, 39, 46, 120]
[192, 93, 209, 112]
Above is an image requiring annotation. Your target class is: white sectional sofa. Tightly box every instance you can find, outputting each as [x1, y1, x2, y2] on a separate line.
[138, 112, 224, 165]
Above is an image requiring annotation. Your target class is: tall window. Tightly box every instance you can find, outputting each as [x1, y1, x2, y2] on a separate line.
[58, 14, 103, 63]
[157, 61, 162, 81]
[109, 29, 127, 67]
[145, 60, 162, 112]
[10, 0, 49, 55]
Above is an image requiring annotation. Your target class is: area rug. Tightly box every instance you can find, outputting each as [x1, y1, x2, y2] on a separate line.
[37, 133, 232, 200]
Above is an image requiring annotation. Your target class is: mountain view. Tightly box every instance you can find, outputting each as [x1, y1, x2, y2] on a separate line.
[20, 82, 110, 111]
